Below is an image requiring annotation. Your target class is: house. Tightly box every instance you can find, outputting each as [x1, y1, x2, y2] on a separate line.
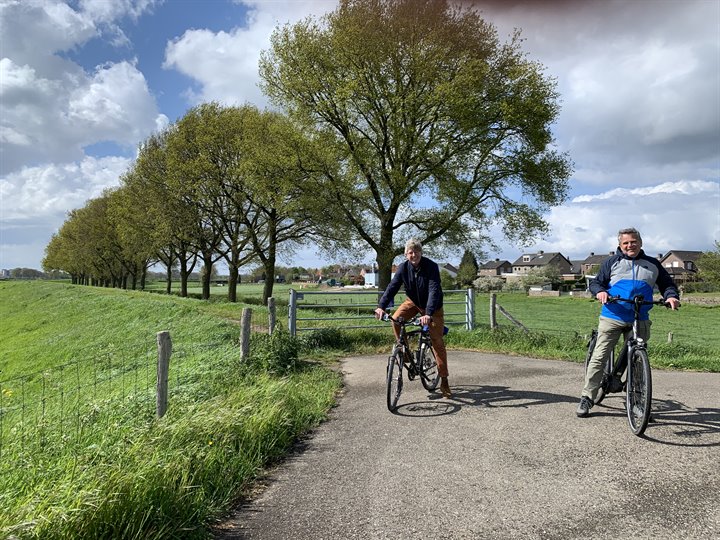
[478, 259, 512, 277]
[360, 267, 378, 287]
[511, 251, 573, 275]
[659, 250, 703, 284]
[580, 252, 613, 275]
[440, 263, 458, 278]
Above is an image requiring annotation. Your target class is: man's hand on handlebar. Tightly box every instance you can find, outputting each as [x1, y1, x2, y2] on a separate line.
[374, 307, 386, 320]
[419, 314, 432, 327]
[665, 297, 681, 310]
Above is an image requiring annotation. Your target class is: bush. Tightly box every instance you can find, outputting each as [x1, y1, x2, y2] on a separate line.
[248, 330, 299, 374]
[682, 281, 720, 293]
[472, 276, 504, 292]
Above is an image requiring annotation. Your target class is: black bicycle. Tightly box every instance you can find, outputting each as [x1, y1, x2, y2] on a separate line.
[380, 312, 441, 412]
[584, 294, 675, 436]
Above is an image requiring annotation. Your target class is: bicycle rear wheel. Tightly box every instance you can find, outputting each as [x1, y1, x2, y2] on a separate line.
[386, 351, 403, 412]
[418, 342, 440, 391]
[626, 348, 652, 436]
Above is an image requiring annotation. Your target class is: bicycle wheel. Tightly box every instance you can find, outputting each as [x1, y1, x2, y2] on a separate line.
[584, 331, 607, 405]
[418, 342, 440, 391]
[386, 352, 403, 412]
[626, 348, 652, 436]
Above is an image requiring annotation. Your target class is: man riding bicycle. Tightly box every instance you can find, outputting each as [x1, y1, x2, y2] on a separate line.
[577, 227, 680, 417]
[374, 239, 452, 398]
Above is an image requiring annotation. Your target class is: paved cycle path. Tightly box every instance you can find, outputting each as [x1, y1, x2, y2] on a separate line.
[214, 352, 720, 539]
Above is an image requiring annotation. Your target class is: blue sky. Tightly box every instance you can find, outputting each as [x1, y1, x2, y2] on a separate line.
[1, 0, 719, 272]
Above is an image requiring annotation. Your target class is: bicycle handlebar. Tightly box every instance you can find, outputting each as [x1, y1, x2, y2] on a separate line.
[379, 312, 428, 331]
[607, 295, 679, 308]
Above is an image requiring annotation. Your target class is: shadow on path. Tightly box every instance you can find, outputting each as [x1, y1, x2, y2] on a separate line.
[392, 384, 577, 417]
[593, 396, 720, 447]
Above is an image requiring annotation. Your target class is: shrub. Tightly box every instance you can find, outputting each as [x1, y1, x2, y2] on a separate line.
[248, 330, 299, 374]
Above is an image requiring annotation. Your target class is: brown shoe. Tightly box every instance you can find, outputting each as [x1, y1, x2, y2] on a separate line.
[440, 377, 452, 398]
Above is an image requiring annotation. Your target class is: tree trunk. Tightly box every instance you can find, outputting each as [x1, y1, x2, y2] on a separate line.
[376, 229, 398, 292]
[227, 244, 240, 302]
[228, 263, 239, 302]
[201, 252, 213, 300]
[261, 245, 277, 305]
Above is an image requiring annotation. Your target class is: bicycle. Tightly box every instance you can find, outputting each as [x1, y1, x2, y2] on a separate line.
[380, 312, 443, 412]
[584, 294, 676, 436]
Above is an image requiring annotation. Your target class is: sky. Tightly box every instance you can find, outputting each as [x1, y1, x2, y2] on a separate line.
[1, 0, 719, 272]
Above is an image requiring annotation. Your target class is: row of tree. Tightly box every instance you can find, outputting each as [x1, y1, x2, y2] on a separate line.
[42, 0, 572, 303]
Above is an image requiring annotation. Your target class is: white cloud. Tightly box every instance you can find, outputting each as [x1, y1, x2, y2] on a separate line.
[163, 0, 336, 107]
[0, 156, 131, 221]
[519, 180, 720, 262]
[0, 1, 168, 175]
[0, 155, 131, 268]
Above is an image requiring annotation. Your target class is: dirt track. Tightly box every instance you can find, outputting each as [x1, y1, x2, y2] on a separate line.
[214, 352, 720, 539]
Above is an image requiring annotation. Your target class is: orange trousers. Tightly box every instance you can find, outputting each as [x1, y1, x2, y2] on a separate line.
[392, 299, 449, 377]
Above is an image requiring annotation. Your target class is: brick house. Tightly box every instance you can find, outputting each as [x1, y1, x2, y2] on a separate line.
[659, 250, 703, 284]
[478, 258, 512, 277]
[511, 251, 573, 275]
[580, 252, 614, 275]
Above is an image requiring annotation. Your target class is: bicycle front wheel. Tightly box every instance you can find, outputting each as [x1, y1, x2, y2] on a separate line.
[386, 352, 403, 412]
[626, 348, 652, 436]
[419, 342, 440, 391]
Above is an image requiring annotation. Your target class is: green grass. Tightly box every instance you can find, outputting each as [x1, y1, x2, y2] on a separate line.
[0, 281, 341, 539]
[1, 281, 717, 539]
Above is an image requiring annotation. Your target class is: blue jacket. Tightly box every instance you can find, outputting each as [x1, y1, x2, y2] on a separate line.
[378, 257, 444, 316]
[589, 248, 679, 322]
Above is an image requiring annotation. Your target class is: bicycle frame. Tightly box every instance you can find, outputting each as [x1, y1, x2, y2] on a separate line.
[381, 312, 441, 411]
[606, 294, 670, 435]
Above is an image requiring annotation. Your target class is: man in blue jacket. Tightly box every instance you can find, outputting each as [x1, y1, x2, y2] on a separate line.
[375, 239, 451, 398]
[577, 227, 680, 417]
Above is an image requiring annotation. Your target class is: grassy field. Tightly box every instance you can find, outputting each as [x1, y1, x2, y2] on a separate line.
[2, 280, 717, 539]
[0, 281, 342, 539]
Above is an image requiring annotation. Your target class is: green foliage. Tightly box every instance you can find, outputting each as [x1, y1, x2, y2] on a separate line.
[521, 265, 562, 289]
[697, 241, 720, 285]
[473, 276, 504, 292]
[440, 269, 455, 291]
[457, 250, 479, 287]
[248, 330, 300, 374]
[259, 0, 572, 289]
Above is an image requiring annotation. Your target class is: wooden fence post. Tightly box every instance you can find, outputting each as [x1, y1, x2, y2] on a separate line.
[490, 293, 497, 329]
[268, 297, 276, 335]
[240, 308, 252, 361]
[156, 331, 171, 419]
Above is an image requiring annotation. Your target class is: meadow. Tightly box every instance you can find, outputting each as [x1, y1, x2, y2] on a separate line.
[1, 280, 717, 539]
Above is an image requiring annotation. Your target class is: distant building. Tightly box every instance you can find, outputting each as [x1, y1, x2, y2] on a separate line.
[659, 250, 703, 284]
[440, 263, 458, 278]
[478, 259, 512, 277]
[511, 251, 573, 275]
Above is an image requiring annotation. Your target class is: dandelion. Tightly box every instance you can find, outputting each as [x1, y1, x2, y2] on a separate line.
[2, 388, 13, 398]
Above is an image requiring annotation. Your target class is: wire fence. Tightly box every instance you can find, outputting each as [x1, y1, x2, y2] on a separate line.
[0, 341, 247, 464]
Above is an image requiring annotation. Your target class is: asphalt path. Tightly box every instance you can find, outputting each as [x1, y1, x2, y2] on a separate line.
[214, 352, 720, 539]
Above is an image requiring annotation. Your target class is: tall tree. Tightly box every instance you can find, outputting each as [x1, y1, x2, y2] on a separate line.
[456, 249, 479, 287]
[260, 0, 572, 288]
[237, 107, 320, 303]
[132, 130, 198, 297]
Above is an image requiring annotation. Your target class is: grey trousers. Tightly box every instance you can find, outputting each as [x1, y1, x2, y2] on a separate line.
[581, 316, 651, 402]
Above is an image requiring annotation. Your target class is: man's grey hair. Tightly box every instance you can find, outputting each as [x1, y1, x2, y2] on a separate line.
[405, 238, 423, 253]
[618, 227, 642, 243]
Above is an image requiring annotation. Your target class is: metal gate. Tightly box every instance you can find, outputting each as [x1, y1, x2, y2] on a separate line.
[288, 288, 474, 336]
